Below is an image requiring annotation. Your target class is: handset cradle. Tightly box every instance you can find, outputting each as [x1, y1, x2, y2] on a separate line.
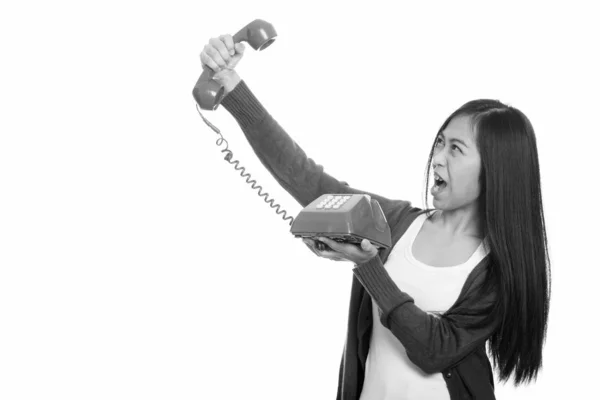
[193, 19, 277, 110]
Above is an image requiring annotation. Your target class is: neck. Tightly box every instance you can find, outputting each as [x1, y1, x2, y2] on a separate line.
[433, 206, 483, 239]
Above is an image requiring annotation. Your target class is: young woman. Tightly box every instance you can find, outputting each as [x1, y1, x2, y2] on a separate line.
[199, 35, 551, 400]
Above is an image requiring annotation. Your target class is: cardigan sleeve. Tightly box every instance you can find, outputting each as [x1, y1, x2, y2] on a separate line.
[219, 80, 408, 217]
[352, 255, 499, 374]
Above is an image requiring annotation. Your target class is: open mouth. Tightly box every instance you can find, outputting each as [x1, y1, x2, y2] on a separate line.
[434, 176, 447, 189]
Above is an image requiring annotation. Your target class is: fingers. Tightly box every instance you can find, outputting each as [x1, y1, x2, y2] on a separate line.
[318, 237, 377, 261]
[219, 34, 235, 56]
[200, 51, 220, 72]
[202, 41, 226, 71]
[200, 36, 230, 72]
[234, 42, 245, 55]
[209, 36, 231, 64]
[201, 34, 246, 72]
[303, 237, 377, 264]
[360, 238, 376, 253]
[316, 237, 343, 253]
[303, 238, 347, 261]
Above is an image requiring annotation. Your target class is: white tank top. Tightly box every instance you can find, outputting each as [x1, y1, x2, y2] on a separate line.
[359, 212, 489, 400]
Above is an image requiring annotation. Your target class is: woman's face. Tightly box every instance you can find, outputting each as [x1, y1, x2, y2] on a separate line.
[430, 114, 482, 210]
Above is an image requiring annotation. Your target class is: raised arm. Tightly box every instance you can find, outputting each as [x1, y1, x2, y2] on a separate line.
[220, 80, 404, 219]
[199, 35, 409, 226]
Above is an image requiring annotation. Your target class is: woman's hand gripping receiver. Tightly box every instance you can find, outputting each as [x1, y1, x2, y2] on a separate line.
[193, 19, 277, 110]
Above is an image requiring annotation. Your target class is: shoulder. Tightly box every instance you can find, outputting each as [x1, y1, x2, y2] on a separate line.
[391, 203, 431, 231]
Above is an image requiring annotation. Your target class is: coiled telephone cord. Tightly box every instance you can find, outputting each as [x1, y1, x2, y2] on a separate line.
[196, 103, 294, 226]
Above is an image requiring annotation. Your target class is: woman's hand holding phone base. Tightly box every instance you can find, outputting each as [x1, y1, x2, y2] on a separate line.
[302, 237, 379, 265]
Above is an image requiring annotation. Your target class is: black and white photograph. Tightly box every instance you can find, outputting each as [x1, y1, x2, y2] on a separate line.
[1, 1, 597, 399]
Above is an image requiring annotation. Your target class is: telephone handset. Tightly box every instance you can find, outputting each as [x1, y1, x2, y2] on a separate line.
[194, 19, 392, 253]
[193, 19, 277, 111]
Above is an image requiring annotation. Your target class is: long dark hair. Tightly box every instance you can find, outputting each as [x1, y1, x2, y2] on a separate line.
[421, 100, 551, 385]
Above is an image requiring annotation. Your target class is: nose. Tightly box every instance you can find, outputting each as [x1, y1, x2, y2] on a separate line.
[432, 149, 446, 169]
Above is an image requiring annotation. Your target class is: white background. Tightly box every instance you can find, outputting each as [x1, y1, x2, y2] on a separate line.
[1, 1, 598, 399]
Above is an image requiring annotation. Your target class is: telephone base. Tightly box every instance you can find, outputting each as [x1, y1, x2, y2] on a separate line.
[290, 194, 392, 252]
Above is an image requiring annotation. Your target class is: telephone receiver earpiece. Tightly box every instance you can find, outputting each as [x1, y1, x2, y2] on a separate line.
[193, 19, 277, 110]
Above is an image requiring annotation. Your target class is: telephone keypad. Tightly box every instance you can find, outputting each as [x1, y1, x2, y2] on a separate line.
[316, 194, 352, 209]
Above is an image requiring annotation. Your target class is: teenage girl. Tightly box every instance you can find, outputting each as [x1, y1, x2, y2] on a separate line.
[198, 34, 551, 400]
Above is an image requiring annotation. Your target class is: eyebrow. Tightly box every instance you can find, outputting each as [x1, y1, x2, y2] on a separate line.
[440, 132, 469, 148]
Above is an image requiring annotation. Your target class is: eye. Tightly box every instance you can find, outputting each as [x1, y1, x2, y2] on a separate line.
[435, 138, 461, 151]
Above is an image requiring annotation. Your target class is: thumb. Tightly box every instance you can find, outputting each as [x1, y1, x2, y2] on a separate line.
[361, 239, 374, 251]
[234, 42, 245, 54]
